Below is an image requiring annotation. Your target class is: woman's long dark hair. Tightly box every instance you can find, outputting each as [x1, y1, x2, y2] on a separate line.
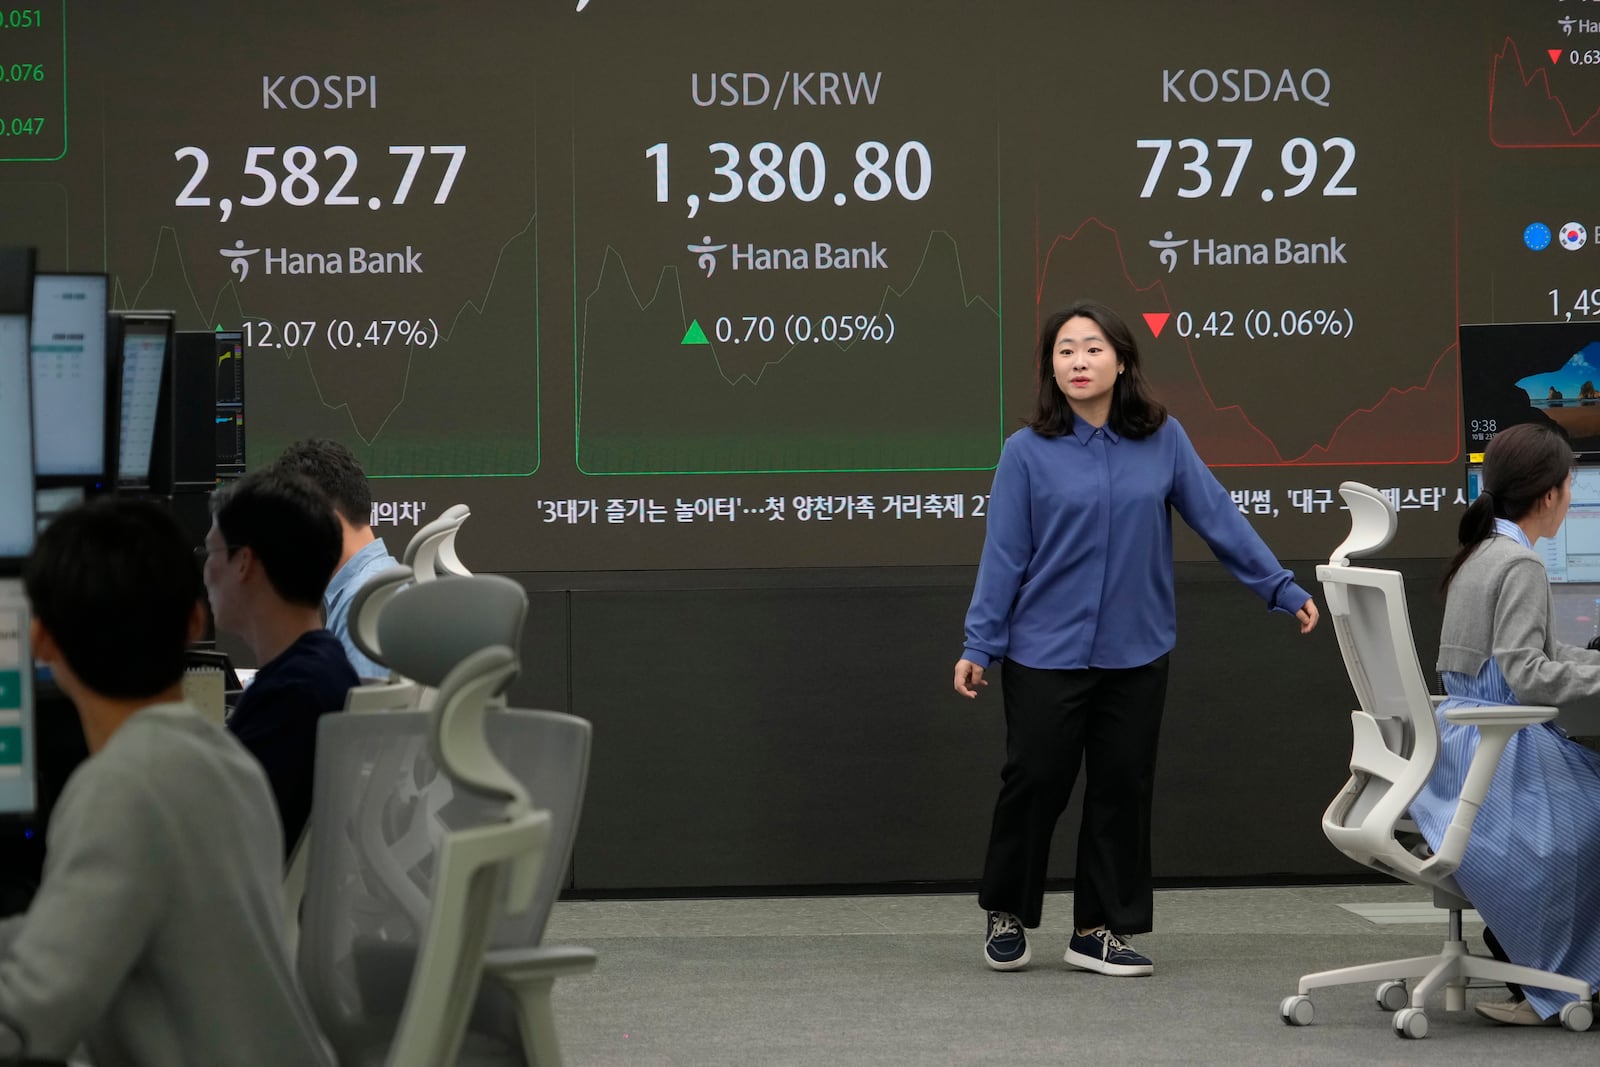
[1027, 300, 1167, 439]
[1441, 422, 1574, 592]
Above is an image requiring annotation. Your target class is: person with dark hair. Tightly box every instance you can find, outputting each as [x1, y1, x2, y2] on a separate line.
[1410, 422, 1600, 1026]
[272, 438, 400, 678]
[5, 498, 332, 1066]
[205, 468, 358, 853]
[955, 300, 1318, 976]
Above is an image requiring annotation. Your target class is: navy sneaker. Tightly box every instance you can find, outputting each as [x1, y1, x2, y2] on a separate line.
[1064, 928, 1154, 977]
[984, 911, 1031, 971]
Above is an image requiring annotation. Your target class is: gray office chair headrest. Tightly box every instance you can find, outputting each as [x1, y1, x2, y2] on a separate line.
[402, 503, 471, 576]
[375, 574, 528, 691]
[1328, 481, 1398, 566]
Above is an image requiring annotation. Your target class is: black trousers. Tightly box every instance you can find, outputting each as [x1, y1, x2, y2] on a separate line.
[978, 655, 1170, 933]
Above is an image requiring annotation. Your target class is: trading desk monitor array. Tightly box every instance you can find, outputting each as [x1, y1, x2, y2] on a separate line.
[29, 273, 110, 485]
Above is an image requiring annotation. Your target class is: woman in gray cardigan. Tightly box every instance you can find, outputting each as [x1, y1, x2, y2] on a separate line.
[1410, 422, 1600, 1026]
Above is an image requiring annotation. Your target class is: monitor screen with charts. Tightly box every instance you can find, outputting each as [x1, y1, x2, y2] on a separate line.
[1467, 464, 1600, 650]
[29, 274, 109, 481]
[1466, 464, 1600, 583]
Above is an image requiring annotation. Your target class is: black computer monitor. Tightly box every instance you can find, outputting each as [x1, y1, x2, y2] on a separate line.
[1460, 321, 1600, 459]
[29, 273, 110, 485]
[0, 314, 35, 567]
[0, 248, 35, 315]
[214, 331, 245, 477]
[112, 310, 176, 494]
[172, 329, 244, 487]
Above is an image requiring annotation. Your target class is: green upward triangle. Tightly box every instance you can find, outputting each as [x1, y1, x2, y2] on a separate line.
[681, 319, 710, 345]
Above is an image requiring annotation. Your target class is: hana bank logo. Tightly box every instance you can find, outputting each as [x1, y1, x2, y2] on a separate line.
[1149, 231, 1188, 273]
[221, 240, 262, 282]
[689, 235, 728, 277]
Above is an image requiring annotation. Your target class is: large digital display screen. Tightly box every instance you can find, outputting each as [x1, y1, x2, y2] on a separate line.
[0, 0, 1586, 568]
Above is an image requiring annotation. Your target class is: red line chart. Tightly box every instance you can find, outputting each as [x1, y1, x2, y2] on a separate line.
[1489, 37, 1600, 148]
[1033, 215, 1460, 467]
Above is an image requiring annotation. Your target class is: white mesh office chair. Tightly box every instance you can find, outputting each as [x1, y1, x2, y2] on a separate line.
[378, 575, 594, 1067]
[403, 503, 472, 581]
[299, 576, 554, 1067]
[478, 708, 596, 1067]
[1280, 481, 1594, 1038]
[330, 574, 530, 937]
[303, 575, 595, 1066]
[285, 565, 428, 957]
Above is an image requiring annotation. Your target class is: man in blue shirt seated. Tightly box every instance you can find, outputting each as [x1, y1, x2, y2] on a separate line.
[203, 469, 359, 855]
[3, 498, 333, 1066]
[271, 439, 401, 679]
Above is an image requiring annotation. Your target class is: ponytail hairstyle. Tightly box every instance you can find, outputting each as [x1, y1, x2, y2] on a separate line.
[1441, 422, 1574, 592]
[1027, 301, 1167, 439]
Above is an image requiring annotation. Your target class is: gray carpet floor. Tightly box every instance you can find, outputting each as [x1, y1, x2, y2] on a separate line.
[542, 885, 1597, 1065]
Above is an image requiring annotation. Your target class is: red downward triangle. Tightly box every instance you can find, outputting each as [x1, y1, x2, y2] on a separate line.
[1142, 312, 1171, 338]
[1550, 48, 1564, 65]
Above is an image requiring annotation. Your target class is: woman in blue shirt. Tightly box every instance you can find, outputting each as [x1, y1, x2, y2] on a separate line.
[955, 301, 1318, 976]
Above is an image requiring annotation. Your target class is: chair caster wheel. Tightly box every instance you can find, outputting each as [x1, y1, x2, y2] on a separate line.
[1375, 980, 1408, 1012]
[1280, 995, 1313, 1026]
[1559, 1000, 1593, 1033]
[1393, 1007, 1428, 1039]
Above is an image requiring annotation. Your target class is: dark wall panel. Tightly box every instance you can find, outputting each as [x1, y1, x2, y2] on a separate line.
[504, 587, 569, 715]
[569, 584, 1003, 889]
[564, 564, 1449, 892]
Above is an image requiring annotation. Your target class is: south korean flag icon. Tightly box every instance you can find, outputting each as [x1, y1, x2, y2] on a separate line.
[1559, 222, 1587, 252]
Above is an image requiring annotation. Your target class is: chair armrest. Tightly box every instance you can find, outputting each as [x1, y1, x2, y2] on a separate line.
[483, 944, 598, 984]
[1421, 702, 1558, 877]
[1441, 704, 1556, 727]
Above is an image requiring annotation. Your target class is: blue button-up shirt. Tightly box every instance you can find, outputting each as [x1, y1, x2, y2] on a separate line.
[323, 537, 401, 679]
[962, 415, 1309, 670]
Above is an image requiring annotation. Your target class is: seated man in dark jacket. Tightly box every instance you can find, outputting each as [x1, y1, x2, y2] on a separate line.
[201, 468, 358, 853]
